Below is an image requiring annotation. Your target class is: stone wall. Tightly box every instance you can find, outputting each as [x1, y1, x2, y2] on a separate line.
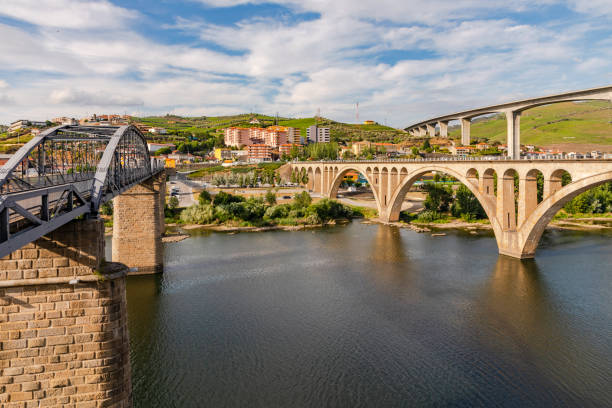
[0, 219, 132, 407]
[112, 172, 165, 275]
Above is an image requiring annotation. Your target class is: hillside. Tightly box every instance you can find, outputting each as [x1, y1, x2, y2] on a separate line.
[134, 114, 407, 144]
[447, 101, 612, 150]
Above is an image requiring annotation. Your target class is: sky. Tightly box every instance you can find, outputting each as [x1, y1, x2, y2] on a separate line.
[0, 0, 610, 128]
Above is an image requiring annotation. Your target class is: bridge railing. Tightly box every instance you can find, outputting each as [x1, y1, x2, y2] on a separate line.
[292, 156, 611, 164]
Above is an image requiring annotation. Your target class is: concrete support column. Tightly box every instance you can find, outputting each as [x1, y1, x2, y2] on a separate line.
[419, 127, 426, 137]
[506, 110, 521, 160]
[372, 169, 380, 197]
[323, 168, 330, 197]
[313, 169, 322, 194]
[380, 170, 389, 207]
[389, 170, 399, 202]
[460, 118, 471, 146]
[306, 170, 314, 191]
[544, 177, 563, 199]
[480, 172, 496, 197]
[0, 219, 132, 406]
[518, 174, 538, 226]
[438, 121, 448, 138]
[497, 173, 517, 231]
[113, 171, 165, 274]
[426, 123, 436, 137]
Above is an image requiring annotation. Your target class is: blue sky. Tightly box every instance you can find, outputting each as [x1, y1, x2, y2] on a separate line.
[0, 0, 610, 127]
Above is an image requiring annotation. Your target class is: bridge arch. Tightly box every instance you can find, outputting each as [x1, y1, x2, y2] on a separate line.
[386, 165, 501, 236]
[328, 166, 384, 216]
[0, 124, 163, 259]
[516, 171, 612, 257]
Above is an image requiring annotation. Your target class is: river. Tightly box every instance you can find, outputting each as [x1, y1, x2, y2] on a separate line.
[111, 223, 612, 407]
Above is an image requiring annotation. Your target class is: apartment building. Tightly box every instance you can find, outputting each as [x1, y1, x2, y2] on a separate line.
[306, 126, 330, 143]
[224, 126, 300, 148]
[247, 144, 274, 162]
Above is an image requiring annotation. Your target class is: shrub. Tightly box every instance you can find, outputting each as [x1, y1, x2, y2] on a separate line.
[213, 191, 244, 206]
[264, 204, 292, 219]
[265, 189, 277, 205]
[306, 199, 352, 221]
[100, 201, 113, 216]
[293, 191, 312, 208]
[416, 210, 444, 223]
[198, 190, 212, 204]
[168, 196, 179, 210]
[180, 204, 216, 224]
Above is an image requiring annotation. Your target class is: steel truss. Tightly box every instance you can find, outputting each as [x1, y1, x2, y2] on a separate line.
[0, 125, 164, 258]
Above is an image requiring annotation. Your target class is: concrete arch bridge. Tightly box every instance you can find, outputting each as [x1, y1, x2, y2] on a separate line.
[291, 159, 612, 259]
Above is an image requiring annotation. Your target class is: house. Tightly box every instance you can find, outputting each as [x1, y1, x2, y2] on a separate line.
[450, 145, 474, 156]
[476, 142, 490, 150]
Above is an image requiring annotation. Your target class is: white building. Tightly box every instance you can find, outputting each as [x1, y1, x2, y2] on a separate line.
[149, 127, 167, 134]
[306, 126, 330, 143]
[147, 143, 176, 153]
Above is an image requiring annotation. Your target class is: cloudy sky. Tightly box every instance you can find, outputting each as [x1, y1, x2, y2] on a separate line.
[0, 0, 610, 127]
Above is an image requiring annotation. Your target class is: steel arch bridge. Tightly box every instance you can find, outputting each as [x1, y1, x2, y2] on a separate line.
[0, 125, 164, 258]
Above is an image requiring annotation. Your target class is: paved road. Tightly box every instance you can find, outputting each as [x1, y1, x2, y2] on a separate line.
[337, 197, 423, 212]
[168, 177, 197, 207]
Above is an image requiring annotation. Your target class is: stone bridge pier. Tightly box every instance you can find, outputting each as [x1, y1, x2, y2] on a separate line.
[0, 218, 132, 406]
[112, 171, 166, 274]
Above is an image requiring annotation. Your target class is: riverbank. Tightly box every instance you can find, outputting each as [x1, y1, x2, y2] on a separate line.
[364, 216, 612, 233]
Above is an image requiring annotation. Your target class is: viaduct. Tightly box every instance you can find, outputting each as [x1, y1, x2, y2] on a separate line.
[404, 85, 612, 159]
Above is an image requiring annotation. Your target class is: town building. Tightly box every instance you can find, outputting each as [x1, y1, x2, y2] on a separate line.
[224, 126, 300, 148]
[8, 120, 46, 132]
[147, 143, 176, 153]
[148, 127, 167, 134]
[214, 148, 233, 161]
[279, 143, 303, 156]
[476, 142, 490, 150]
[306, 126, 330, 143]
[450, 145, 475, 156]
[363, 120, 376, 125]
[52, 117, 78, 125]
[247, 144, 274, 162]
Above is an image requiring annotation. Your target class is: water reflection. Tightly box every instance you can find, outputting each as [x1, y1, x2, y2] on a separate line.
[478, 256, 612, 406]
[371, 224, 406, 263]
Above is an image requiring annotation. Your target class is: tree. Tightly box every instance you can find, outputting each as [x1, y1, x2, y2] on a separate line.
[422, 182, 452, 212]
[213, 191, 244, 206]
[168, 196, 179, 210]
[293, 191, 312, 208]
[198, 190, 212, 204]
[450, 185, 485, 220]
[100, 201, 113, 216]
[265, 190, 277, 205]
[422, 139, 431, 150]
[411, 146, 420, 156]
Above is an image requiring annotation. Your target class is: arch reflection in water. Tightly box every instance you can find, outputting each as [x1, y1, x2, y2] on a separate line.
[477, 256, 612, 406]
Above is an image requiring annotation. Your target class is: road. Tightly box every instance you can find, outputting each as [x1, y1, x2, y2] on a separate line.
[168, 177, 197, 207]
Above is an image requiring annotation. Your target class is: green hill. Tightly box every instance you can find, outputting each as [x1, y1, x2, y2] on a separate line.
[447, 101, 612, 148]
[134, 114, 407, 144]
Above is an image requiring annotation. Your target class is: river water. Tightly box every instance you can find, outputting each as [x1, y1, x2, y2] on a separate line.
[114, 223, 612, 407]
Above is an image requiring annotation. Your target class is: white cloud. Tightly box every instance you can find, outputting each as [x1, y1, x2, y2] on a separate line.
[0, 0, 610, 127]
[0, 0, 137, 29]
[49, 88, 144, 106]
